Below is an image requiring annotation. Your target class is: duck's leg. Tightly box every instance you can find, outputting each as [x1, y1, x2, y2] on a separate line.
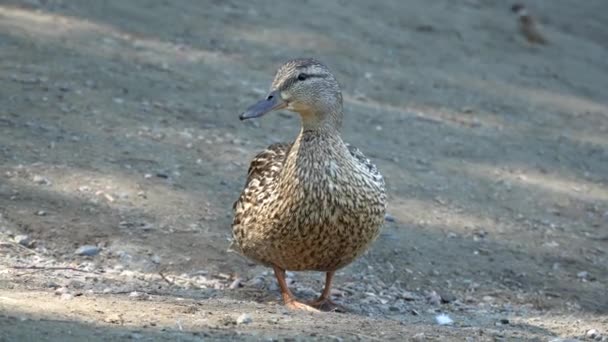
[272, 265, 319, 312]
[306, 271, 347, 312]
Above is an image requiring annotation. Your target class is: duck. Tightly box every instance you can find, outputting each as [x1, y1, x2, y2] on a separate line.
[232, 58, 387, 312]
[511, 3, 548, 45]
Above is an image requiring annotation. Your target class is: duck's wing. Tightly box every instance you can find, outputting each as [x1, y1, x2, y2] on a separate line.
[345, 143, 385, 188]
[233, 142, 291, 212]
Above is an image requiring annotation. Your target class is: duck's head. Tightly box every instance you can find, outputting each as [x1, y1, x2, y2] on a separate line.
[240, 58, 343, 129]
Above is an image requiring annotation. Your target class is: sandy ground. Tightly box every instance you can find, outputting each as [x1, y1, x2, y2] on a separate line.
[0, 0, 607, 340]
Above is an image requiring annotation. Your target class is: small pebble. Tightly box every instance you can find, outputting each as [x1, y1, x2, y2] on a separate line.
[14, 234, 32, 247]
[412, 333, 426, 342]
[384, 214, 396, 222]
[586, 329, 600, 339]
[229, 278, 243, 289]
[236, 313, 252, 325]
[577, 271, 589, 280]
[32, 175, 51, 185]
[105, 313, 123, 324]
[74, 245, 100, 256]
[426, 290, 442, 306]
[439, 291, 456, 303]
[400, 291, 417, 301]
[245, 276, 264, 289]
[60, 293, 74, 301]
[330, 288, 345, 297]
[54, 287, 69, 295]
[435, 313, 454, 325]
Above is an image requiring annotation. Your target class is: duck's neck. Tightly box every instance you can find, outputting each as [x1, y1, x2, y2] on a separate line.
[285, 123, 349, 172]
[298, 107, 343, 132]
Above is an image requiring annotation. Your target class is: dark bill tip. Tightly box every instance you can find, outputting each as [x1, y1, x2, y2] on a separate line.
[239, 90, 286, 121]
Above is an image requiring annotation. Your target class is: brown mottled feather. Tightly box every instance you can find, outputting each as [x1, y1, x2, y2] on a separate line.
[232, 135, 386, 271]
[232, 143, 291, 211]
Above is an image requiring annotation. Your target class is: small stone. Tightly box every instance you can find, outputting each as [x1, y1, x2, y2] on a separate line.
[246, 276, 265, 289]
[54, 287, 69, 295]
[78, 186, 91, 193]
[586, 329, 600, 339]
[74, 245, 100, 256]
[60, 293, 74, 300]
[14, 235, 32, 247]
[400, 291, 417, 301]
[32, 175, 51, 185]
[44, 281, 60, 289]
[439, 291, 456, 303]
[330, 288, 345, 297]
[105, 313, 123, 324]
[425, 290, 442, 306]
[412, 333, 426, 342]
[543, 241, 559, 248]
[130, 333, 143, 340]
[229, 278, 243, 289]
[68, 280, 85, 289]
[150, 254, 161, 264]
[482, 295, 495, 302]
[499, 318, 509, 325]
[577, 271, 589, 280]
[236, 313, 252, 325]
[384, 214, 396, 222]
[219, 316, 237, 326]
[435, 313, 454, 325]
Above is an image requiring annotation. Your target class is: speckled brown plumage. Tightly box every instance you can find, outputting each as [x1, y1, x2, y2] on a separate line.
[232, 58, 386, 311]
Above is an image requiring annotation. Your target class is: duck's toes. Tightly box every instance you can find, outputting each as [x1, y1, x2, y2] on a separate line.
[285, 299, 320, 313]
[306, 298, 349, 313]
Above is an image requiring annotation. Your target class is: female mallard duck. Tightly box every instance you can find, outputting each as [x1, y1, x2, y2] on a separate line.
[232, 58, 386, 312]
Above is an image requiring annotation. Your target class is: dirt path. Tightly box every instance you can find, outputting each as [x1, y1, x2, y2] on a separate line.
[1, 0, 607, 340]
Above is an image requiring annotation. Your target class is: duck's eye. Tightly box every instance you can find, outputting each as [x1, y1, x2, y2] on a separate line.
[297, 73, 308, 81]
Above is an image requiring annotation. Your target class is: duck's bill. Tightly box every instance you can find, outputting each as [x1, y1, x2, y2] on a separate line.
[239, 90, 287, 120]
